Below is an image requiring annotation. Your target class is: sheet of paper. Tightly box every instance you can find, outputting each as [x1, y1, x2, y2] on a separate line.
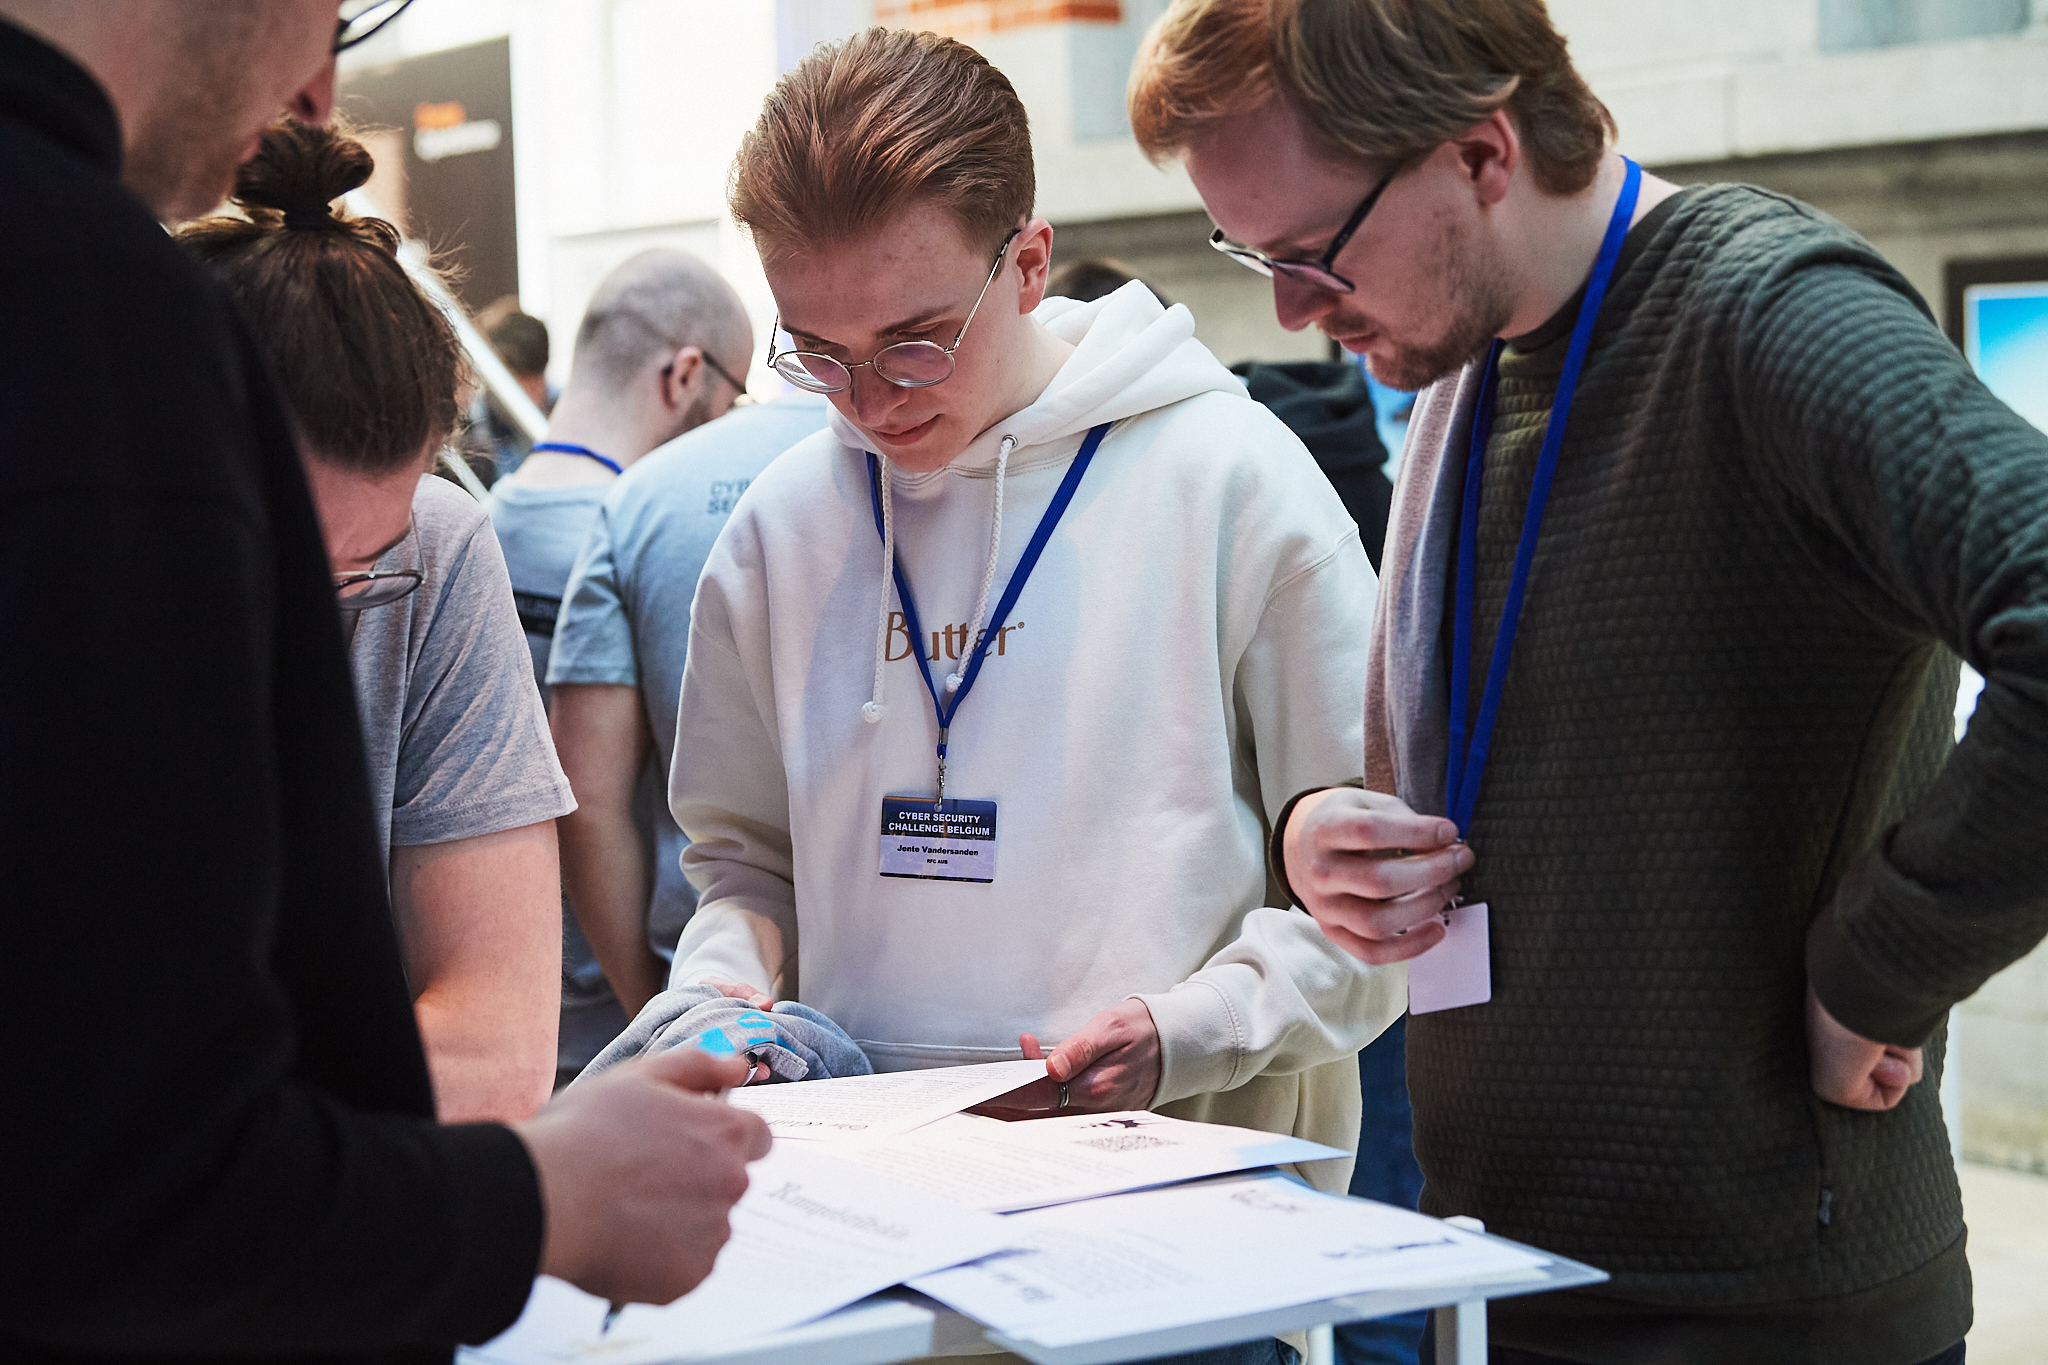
[826, 1110, 1345, 1212]
[910, 1171, 1549, 1348]
[726, 1058, 1048, 1142]
[471, 1144, 1015, 1365]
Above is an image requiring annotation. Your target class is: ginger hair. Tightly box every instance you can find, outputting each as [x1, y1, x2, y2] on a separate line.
[1129, 0, 1615, 196]
[730, 27, 1035, 263]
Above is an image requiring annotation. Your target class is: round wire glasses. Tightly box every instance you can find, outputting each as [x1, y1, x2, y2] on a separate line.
[766, 229, 1021, 394]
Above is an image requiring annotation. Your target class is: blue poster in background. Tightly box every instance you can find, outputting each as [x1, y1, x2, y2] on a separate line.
[1966, 282, 2048, 434]
[1957, 282, 2048, 736]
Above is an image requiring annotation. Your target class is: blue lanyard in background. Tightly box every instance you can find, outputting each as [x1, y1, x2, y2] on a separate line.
[866, 421, 1112, 784]
[1445, 157, 1642, 835]
[531, 441, 623, 474]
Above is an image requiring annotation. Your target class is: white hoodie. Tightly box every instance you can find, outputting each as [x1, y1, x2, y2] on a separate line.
[669, 283, 1403, 1185]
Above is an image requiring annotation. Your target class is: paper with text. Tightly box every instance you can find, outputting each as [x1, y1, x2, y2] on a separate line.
[910, 1171, 1548, 1348]
[471, 1144, 1014, 1365]
[827, 1110, 1345, 1212]
[726, 1058, 1048, 1142]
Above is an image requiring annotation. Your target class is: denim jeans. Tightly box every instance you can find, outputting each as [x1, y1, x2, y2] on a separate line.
[1130, 1336, 1302, 1365]
[1336, 1015, 1428, 1365]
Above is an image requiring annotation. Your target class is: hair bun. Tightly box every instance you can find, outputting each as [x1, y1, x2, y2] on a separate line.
[232, 119, 375, 223]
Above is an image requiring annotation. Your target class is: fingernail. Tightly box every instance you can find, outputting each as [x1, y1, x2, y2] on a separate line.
[1455, 846, 1475, 870]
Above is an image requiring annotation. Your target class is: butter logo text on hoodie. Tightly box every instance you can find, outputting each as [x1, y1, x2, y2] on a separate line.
[885, 611, 1024, 665]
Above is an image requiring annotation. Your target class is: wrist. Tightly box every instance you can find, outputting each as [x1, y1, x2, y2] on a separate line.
[1271, 783, 1351, 908]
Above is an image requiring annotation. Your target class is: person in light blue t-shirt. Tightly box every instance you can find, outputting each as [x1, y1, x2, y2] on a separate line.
[487, 246, 756, 1081]
[547, 393, 830, 1069]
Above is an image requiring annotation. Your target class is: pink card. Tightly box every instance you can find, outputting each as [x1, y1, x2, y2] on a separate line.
[1407, 902, 1491, 1015]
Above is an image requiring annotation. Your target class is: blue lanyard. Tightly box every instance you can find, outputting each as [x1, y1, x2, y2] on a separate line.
[1446, 157, 1641, 835]
[866, 421, 1111, 790]
[532, 441, 623, 474]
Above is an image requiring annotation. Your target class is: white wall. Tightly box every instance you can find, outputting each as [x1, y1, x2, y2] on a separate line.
[340, 1, 2048, 381]
[1553, 0, 2048, 164]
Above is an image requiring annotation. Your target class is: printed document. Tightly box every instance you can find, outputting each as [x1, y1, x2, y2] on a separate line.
[910, 1171, 1550, 1349]
[828, 1110, 1345, 1211]
[726, 1058, 1048, 1141]
[470, 1144, 1015, 1365]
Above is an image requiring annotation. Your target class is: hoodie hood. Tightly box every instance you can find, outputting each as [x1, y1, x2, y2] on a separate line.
[825, 280, 1246, 470]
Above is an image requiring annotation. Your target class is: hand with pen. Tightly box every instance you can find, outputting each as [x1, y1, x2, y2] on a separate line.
[513, 1046, 771, 1309]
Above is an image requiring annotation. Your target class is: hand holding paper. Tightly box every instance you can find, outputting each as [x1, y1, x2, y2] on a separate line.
[975, 1003, 1162, 1118]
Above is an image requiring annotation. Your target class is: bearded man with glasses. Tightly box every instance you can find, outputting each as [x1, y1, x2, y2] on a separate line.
[483, 247, 759, 1084]
[1133, 2, 2048, 1363]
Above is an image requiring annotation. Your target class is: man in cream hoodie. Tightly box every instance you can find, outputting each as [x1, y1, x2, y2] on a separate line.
[667, 26, 1451, 1184]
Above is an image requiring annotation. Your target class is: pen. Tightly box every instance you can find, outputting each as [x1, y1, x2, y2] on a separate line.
[600, 1068, 746, 1337]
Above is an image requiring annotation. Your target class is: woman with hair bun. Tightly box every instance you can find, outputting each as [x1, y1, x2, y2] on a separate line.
[179, 120, 571, 1123]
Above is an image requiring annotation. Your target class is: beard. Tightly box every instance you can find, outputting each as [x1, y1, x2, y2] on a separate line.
[1348, 216, 1516, 393]
[123, 3, 290, 222]
[678, 390, 724, 437]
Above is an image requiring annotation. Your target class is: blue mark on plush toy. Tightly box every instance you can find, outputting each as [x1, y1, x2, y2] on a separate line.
[693, 1010, 784, 1058]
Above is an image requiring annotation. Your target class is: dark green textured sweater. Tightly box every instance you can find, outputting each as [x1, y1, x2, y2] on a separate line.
[1358, 185, 2048, 1363]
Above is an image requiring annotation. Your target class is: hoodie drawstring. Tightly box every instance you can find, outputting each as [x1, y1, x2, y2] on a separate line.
[948, 436, 1013, 693]
[862, 454, 898, 724]
[863, 435, 1014, 723]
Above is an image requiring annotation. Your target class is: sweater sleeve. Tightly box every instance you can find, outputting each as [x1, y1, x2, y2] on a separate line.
[1733, 229, 2048, 1046]
[1140, 534, 1407, 1105]
[667, 567, 798, 999]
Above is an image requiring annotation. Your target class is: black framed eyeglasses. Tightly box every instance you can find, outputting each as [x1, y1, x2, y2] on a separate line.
[1209, 165, 1401, 295]
[767, 229, 1022, 395]
[335, 0, 416, 53]
[334, 568, 423, 610]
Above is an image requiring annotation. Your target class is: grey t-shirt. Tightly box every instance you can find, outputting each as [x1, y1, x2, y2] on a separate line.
[549, 394, 830, 963]
[347, 476, 575, 865]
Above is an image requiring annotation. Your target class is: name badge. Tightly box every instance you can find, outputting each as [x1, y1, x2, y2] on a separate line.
[879, 796, 997, 883]
[1407, 902, 1491, 1015]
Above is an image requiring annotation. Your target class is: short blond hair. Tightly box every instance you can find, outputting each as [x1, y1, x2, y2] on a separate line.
[730, 27, 1034, 263]
[1129, 0, 1615, 196]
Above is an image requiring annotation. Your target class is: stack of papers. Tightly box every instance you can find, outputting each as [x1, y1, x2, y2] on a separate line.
[469, 1061, 1560, 1365]
[910, 1170, 1548, 1349]
[469, 1143, 1012, 1365]
[825, 1108, 1343, 1212]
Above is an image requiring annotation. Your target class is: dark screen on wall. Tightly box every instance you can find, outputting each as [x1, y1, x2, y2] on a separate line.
[338, 37, 518, 313]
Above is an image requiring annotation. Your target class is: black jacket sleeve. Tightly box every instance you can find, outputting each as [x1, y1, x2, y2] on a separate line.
[0, 115, 543, 1358]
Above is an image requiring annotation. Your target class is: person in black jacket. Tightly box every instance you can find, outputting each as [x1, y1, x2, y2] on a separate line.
[1229, 360, 1395, 571]
[0, 5, 768, 1361]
